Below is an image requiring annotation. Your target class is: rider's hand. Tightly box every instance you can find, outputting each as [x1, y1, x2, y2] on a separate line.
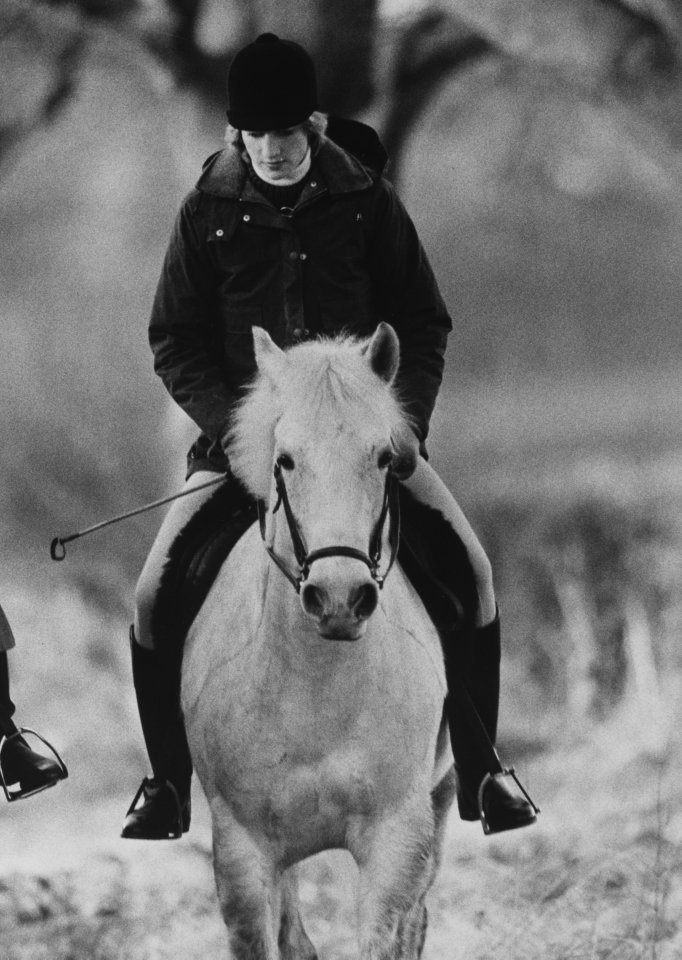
[391, 421, 420, 480]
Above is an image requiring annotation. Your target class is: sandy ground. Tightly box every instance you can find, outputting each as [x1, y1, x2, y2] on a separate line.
[0, 706, 680, 960]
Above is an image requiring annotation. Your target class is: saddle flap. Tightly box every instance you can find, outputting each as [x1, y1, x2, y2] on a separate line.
[151, 476, 258, 646]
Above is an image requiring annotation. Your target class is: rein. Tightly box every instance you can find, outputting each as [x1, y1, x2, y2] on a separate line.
[257, 460, 400, 594]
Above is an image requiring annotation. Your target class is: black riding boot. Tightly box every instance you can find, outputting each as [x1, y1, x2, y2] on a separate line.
[121, 628, 192, 840]
[0, 652, 67, 800]
[446, 614, 538, 834]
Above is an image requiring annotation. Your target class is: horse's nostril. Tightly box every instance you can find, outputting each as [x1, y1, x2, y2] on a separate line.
[301, 583, 326, 619]
[350, 582, 379, 621]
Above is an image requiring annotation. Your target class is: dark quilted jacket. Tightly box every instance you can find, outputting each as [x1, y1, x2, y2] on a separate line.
[148, 134, 452, 472]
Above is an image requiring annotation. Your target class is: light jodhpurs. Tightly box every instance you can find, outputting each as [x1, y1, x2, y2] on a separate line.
[402, 458, 495, 626]
[134, 470, 225, 649]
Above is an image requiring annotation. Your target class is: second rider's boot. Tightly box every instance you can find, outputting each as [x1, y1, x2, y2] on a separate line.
[0, 652, 67, 800]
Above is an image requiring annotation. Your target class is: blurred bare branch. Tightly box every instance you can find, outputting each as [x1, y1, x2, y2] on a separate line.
[0, 0, 85, 175]
[374, 11, 491, 180]
[442, 0, 680, 78]
[153, 0, 378, 117]
[6, 0, 682, 183]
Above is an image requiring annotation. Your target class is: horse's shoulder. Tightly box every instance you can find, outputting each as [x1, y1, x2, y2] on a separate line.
[384, 566, 444, 650]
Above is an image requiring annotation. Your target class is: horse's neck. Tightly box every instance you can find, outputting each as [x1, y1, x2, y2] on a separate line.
[183, 531, 446, 764]
[253, 564, 446, 764]
[259, 562, 436, 688]
[189, 523, 443, 699]
[260, 568, 376, 677]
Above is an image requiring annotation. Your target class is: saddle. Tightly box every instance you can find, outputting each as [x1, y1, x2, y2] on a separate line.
[150, 476, 479, 651]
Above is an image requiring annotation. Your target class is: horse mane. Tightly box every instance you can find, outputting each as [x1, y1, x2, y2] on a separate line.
[227, 334, 410, 500]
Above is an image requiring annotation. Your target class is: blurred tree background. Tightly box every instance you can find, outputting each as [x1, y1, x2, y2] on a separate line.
[3, 7, 682, 958]
[2, 0, 682, 775]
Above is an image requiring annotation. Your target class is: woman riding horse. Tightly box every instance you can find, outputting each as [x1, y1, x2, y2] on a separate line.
[122, 32, 537, 840]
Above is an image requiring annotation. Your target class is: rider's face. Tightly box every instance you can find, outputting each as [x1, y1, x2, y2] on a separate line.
[242, 127, 310, 183]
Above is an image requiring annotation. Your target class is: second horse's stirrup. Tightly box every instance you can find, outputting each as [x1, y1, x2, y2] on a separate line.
[0, 727, 69, 802]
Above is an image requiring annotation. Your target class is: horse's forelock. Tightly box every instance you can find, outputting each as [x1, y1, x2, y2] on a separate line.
[228, 335, 408, 497]
[283, 339, 406, 442]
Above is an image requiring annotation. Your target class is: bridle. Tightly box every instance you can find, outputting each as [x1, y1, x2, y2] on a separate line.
[257, 458, 401, 594]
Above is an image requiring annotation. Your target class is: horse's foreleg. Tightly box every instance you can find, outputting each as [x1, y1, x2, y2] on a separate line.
[395, 763, 457, 959]
[431, 762, 457, 877]
[352, 798, 437, 960]
[279, 867, 319, 960]
[397, 901, 429, 960]
[209, 799, 281, 960]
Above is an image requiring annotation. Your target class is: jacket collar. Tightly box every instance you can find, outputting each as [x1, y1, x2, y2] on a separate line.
[195, 137, 375, 200]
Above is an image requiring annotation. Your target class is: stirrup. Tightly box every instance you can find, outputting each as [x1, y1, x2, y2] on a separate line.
[477, 767, 541, 836]
[0, 727, 69, 802]
[122, 777, 186, 840]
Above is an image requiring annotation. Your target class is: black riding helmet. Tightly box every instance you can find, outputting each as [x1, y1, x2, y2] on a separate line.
[226, 33, 318, 132]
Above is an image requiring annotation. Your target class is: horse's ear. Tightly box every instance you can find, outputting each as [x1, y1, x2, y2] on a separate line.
[362, 322, 400, 384]
[253, 327, 287, 380]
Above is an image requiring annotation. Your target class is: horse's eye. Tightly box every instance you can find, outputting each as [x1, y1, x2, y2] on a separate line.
[278, 453, 295, 470]
[377, 448, 393, 470]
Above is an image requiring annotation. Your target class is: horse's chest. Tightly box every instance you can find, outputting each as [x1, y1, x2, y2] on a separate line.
[264, 755, 378, 844]
[185, 598, 443, 860]
[192, 668, 427, 855]
[203, 686, 418, 811]
[224, 746, 410, 860]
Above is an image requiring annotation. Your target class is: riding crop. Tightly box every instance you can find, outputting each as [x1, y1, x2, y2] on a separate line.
[50, 475, 227, 561]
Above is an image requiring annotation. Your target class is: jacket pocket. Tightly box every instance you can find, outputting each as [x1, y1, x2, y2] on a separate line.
[208, 226, 278, 298]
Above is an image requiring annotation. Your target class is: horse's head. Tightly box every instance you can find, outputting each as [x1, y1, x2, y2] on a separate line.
[229, 323, 415, 641]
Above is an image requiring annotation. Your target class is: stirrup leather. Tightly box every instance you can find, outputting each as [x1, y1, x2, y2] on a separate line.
[478, 767, 541, 836]
[0, 727, 69, 802]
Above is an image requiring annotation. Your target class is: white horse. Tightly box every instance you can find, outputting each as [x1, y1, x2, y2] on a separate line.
[182, 323, 455, 960]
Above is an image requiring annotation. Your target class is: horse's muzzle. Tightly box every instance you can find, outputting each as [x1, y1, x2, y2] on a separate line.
[300, 577, 379, 641]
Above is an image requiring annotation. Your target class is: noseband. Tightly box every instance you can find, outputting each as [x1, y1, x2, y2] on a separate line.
[257, 460, 401, 594]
